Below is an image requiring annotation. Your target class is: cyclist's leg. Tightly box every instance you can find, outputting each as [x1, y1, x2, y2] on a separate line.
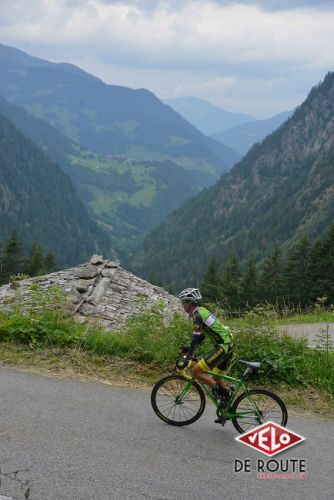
[191, 360, 216, 388]
[191, 346, 228, 389]
[213, 345, 234, 391]
[213, 367, 228, 391]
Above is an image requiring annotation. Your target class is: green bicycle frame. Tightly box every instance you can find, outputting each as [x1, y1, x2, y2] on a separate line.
[176, 368, 263, 421]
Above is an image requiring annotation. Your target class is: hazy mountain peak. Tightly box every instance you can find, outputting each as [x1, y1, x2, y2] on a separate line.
[165, 96, 255, 135]
[213, 109, 294, 156]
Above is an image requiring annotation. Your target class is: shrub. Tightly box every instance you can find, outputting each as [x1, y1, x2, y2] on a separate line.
[0, 292, 332, 395]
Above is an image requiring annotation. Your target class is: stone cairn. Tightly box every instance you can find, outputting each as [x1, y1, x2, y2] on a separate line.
[0, 255, 183, 331]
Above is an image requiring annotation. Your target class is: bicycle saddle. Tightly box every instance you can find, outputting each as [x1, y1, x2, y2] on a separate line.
[238, 360, 261, 369]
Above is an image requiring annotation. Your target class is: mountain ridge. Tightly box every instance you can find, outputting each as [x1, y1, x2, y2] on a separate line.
[165, 96, 255, 136]
[129, 72, 334, 288]
[0, 43, 238, 177]
[0, 110, 111, 266]
[0, 96, 200, 256]
[212, 110, 294, 156]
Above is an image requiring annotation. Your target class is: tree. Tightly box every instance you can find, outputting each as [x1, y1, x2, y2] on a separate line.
[221, 255, 242, 311]
[201, 257, 223, 303]
[148, 271, 164, 288]
[0, 231, 25, 284]
[44, 251, 57, 273]
[321, 224, 334, 304]
[240, 261, 259, 308]
[258, 247, 284, 305]
[27, 242, 46, 277]
[307, 224, 334, 304]
[283, 237, 311, 306]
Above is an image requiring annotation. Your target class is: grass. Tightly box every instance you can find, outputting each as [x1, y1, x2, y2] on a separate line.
[0, 343, 160, 387]
[129, 184, 156, 207]
[67, 148, 158, 212]
[0, 344, 332, 418]
[274, 310, 334, 325]
[212, 305, 334, 338]
[0, 289, 333, 417]
[87, 185, 128, 213]
[164, 135, 192, 146]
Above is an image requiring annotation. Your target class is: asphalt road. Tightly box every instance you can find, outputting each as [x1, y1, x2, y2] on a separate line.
[0, 368, 332, 500]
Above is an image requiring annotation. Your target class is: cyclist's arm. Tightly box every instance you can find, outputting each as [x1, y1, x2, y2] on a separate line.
[186, 312, 204, 359]
[186, 331, 204, 359]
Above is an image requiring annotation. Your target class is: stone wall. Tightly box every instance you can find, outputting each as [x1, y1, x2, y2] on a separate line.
[0, 255, 183, 331]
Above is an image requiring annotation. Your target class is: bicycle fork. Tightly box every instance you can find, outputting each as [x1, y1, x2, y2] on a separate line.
[175, 379, 194, 404]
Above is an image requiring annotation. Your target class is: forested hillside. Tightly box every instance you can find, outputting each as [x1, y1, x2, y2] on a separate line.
[201, 225, 334, 310]
[0, 95, 73, 163]
[129, 73, 334, 289]
[0, 42, 243, 256]
[0, 97, 199, 254]
[0, 112, 111, 266]
[0, 43, 236, 182]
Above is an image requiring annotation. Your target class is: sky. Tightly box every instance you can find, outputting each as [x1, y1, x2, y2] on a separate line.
[0, 0, 333, 118]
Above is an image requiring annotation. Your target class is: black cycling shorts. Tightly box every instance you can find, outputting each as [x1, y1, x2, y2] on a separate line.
[198, 344, 234, 372]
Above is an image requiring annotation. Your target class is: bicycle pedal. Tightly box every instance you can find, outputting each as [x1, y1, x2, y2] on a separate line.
[214, 417, 226, 425]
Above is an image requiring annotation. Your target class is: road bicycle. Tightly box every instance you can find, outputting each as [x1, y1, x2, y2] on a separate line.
[151, 355, 288, 434]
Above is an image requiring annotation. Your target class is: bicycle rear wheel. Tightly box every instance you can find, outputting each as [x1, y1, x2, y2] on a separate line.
[151, 374, 206, 426]
[231, 389, 288, 434]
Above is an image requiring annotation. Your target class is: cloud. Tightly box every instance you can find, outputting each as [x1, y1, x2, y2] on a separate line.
[96, 0, 334, 11]
[1, 0, 333, 69]
[0, 0, 333, 116]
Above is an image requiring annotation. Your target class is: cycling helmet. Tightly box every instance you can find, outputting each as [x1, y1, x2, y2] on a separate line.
[179, 288, 202, 303]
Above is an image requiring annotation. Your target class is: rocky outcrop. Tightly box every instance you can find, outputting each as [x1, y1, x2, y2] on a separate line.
[0, 256, 183, 331]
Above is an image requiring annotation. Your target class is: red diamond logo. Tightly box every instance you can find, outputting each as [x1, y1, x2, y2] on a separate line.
[235, 421, 305, 456]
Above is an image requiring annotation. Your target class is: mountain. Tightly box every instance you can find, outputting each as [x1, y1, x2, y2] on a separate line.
[0, 111, 111, 266]
[0, 95, 73, 162]
[165, 97, 254, 136]
[213, 110, 294, 157]
[0, 96, 200, 255]
[165, 98, 291, 169]
[129, 73, 334, 288]
[0, 43, 236, 181]
[0, 44, 245, 255]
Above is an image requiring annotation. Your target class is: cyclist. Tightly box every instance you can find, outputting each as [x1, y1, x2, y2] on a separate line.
[179, 287, 234, 405]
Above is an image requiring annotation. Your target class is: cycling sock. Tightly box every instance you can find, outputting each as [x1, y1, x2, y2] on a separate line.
[212, 384, 221, 399]
[219, 386, 230, 399]
[213, 384, 229, 400]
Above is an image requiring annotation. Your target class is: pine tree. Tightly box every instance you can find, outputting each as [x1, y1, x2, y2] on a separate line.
[201, 257, 223, 302]
[258, 247, 284, 305]
[148, 271, 164, 288]
[283, 237, 311, 307]
[27, 242, 46, 277]
[221, 255, 242, 312]
[240, 261, 259, 308]
[322, 224, 334, 304]
[308, 238, 329, 303]
[44, 251, 57, 273]
[0, 231, 25, 284]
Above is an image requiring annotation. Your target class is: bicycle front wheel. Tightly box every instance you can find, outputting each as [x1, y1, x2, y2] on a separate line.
[231, 389, 288, 434]
[151, 374, 206, 426]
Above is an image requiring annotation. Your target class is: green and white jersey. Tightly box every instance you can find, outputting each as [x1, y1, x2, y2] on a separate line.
[191, 306, 233, 348]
